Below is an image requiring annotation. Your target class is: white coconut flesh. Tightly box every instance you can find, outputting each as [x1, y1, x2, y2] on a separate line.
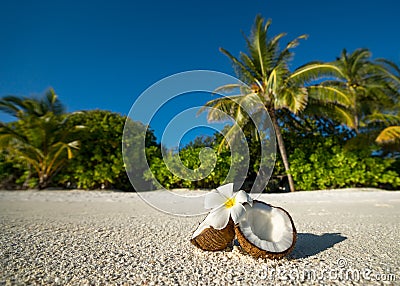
[238, 202, 294, 253]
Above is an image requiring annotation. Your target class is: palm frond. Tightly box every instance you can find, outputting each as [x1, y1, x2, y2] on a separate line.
[247, 15, 270, 77]
[239, 52, 263, 80]
[286, 34, 308, 49]
[217, 122, 243, 153]
[308, 85, 353, 107]
[0, 123, 29, 144]
[290, 63, 344, 84]
[0, 89, 66, 119]
[0, 108, 82, 188]
[275, 34, 307, 65]
[42, 88, 65, 115]
[253, 20, 268, 76]
[304, 101, 355, 129]
[350, 49, 371, 73]
[376, 126, 400, 143]
[363, 113, 400, 125]
[219, 47, 256, 84]
[373, 60, 400, 90]
[213, 84, 243, 95]
[0, 96, 27, 118]
[198, 96, 240, 122]
[376, 58, 400, 74]
[0, 99, 20, 117]
[275, 87, 308, 114]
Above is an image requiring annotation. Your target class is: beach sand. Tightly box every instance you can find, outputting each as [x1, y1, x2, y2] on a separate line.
[0, 189, 399, 285]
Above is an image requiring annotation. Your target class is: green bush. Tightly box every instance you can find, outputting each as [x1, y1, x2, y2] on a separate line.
[145, 138, 233, 190]
[288, 136, 400, 191]
[56, 110, 158, 190]
[0, 151, 28, 189]
[144, 125, 275, 190]
[2, 107, 398, 191]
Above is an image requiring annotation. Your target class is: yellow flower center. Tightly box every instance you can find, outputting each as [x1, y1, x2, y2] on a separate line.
[225, 197, 235, 208]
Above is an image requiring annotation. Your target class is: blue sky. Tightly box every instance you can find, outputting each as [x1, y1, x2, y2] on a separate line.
[1, 0, 399, 147]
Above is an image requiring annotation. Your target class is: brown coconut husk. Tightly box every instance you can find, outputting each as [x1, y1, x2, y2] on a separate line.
[191, 218, 235, 251]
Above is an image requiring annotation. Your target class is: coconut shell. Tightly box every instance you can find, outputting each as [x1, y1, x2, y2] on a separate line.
[235, 200, 297, 259]
[191, 218, 235, 251]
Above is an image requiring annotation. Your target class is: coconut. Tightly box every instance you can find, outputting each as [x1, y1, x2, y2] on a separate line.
[235, 200, 296, 259]
[191, 218, 235, 251]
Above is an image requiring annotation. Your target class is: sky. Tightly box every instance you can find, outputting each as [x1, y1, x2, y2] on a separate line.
[1, 0, 400, 147]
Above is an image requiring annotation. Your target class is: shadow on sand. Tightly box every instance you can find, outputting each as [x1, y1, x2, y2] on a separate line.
[290, 233, 347, 259]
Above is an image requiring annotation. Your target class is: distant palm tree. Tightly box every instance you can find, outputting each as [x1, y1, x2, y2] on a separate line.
[0, 88, 65, 118]
[0, 89, 83, 189]
[200, 15, 350, 192]
[328, 49, 400, 134]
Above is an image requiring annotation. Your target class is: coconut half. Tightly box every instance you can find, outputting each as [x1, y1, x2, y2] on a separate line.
[191, 218, 234, 251]
[235, 200, 296, 259]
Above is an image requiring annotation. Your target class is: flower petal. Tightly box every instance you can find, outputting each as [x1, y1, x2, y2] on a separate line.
[191, 206, 231, 239]
[235, 190, 252, 206]
[230, 203, 246, 224]
[207, 206, 231, 230]
[216, 183, 234, 199]
[204, 190, 226, 209]
[192, 216, 210, 238]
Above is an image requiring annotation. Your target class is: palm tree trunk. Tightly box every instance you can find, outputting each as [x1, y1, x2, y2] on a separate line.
[22, 164, 32, 189]
[38, 173, 48, 190]
[270, 110, 296, 192]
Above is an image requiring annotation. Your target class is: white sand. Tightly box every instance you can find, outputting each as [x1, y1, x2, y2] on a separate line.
[0, 189, 399, 285]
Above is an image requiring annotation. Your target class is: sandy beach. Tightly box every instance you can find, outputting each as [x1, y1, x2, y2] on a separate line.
[1, 189, 399, 285]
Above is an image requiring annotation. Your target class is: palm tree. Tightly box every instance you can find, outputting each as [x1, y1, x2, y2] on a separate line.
[0, 90, 83, 189]
[0, 88, 65, 118]
[200, 15, 349, 192]
[327, 49, 400, 135]
[374, 62, 400, 148]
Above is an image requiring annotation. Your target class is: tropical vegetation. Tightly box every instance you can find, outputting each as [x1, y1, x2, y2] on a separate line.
[0, 89, 83, 189]
[200, 15, 400, 191]
[0, 15, 399, 191]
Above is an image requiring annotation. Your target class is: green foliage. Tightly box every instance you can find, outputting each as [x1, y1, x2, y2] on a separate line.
[145, 136, 234, 189]
[325, 48, 400, 133]
[1, 20, 399, 192]
[268, 116, 400, 191]
[0, 91, 82, 189]
[200, 15, 351, 192]
[0, 151, 28, 189]
[145, 125, 277, 191]
[287, 135, 400, 191]
[57, 110, 158, 190]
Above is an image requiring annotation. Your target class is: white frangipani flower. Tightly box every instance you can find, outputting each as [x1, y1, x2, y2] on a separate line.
[192, 183, 252, 238]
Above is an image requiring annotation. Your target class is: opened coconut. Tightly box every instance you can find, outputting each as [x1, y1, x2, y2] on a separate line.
[235, 200, 296, 259]
[191, 183, 251, 251]
[191, 218, 234, 251]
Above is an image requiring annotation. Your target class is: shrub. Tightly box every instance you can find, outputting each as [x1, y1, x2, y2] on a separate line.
[145, 139, 233, 190]
[288, 136, 400, 190]
[56, 110, 158, 190]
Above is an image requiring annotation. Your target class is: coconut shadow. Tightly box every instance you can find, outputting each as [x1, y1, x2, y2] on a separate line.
[290, 233, 347, 259]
